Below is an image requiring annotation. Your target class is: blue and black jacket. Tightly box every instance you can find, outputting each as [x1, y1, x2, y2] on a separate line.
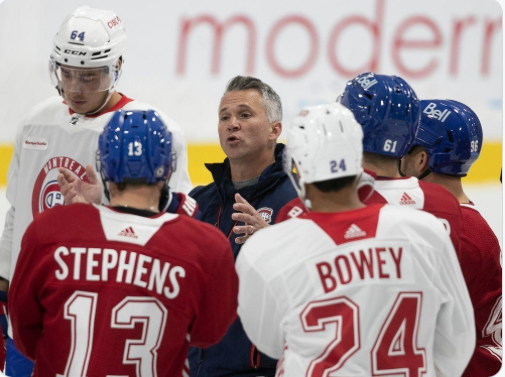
[188, 144, 298, 377]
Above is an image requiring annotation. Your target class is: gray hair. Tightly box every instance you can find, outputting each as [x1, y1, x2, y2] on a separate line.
[224, 76, 283, 122]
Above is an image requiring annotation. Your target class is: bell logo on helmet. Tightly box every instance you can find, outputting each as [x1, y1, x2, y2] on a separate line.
[423, 102, 451, 122]
[356, 75, 378, 91]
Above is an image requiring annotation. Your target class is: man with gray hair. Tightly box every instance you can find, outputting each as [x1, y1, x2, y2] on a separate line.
[187, 76, 302, 376]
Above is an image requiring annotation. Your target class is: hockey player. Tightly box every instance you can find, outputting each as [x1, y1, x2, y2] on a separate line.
[0, 6, 192, 375]
[278, 74, 462, 252]
[8, 110, 238, 377]
[237, 102, 476, 377]
[401, 99, 502, 377]
[338, 73, 462, 254]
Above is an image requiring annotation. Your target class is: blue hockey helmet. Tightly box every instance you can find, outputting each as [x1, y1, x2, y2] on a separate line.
[413, 100, 483, 176]
[339, 72, 420, 157]
[98, 109, 175, 184]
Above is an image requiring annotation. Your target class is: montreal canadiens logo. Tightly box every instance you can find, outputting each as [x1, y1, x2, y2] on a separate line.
[31, 156, 90, 217]
[257, 207, 274, 224]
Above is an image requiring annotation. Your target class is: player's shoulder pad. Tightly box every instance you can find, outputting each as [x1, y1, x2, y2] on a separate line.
[35, 203, 94, 223]
[379, 204, 448, 245]
[461, 205, 501, 246]
[21, 96, 66, 127]
[177, 214, 229, 246]
[27, 203, 95, 241]
[240, 218, 308, 267]
[419, 180, 460, 210]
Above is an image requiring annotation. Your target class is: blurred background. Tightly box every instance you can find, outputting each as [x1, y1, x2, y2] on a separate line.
[0, 0, 502, 243]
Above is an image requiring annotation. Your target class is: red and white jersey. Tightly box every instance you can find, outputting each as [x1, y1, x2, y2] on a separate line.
[237, 204, 475, 377]
[459, 203, 502, 377]
[0, 95, 193, 285]
[9, 204, 237, 377]
[362, 175, 462, 255]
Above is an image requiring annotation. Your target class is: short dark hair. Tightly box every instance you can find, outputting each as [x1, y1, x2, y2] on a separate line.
[363, 152, 399, 165]
[313, 175, 356, 192]
[224, 76, 283, 122]
[115, 180, 157, 192]
[406, 145, 427, 155]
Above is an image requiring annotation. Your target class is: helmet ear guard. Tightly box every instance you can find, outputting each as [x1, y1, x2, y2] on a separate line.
[340, 72, 420, 158]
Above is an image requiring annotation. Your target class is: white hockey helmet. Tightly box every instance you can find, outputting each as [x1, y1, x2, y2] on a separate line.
[283, 102, 364, 207]
[49, 6, 126, 94]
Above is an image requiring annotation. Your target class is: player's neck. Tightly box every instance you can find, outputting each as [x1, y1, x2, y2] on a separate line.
[422, 173, 470, 204]
[109, 185, 161, 213]
[101, 91, 122, 112]
[229, 150, 275, 182]
[307, 183, 365, 213]
[363, 160, 402, 178]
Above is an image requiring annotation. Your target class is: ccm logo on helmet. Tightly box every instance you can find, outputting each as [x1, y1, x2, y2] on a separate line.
[108, 16, 122, 29]
[356, 75, 378, 91]
[423, 102, 451, 122]
[64, 49, 87, 56]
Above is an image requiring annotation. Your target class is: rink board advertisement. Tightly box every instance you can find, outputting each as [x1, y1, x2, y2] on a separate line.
[0, 0, 502, 185]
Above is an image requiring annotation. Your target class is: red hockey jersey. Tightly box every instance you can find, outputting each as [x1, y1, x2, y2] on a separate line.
[361, 175, 462, 256]
[459, 203, 502, 377]
[9, 204, 238, 377]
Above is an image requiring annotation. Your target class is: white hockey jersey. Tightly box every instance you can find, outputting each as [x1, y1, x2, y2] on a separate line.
[0, 95, 192, 283]
[236, 204, 475, 377]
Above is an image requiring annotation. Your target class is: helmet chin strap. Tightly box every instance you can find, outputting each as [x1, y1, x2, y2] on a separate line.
[60, 86, 115, 116]
[398, 159, 406, 177]
[286, 169, 312, 210]
[299, 179, 312, 210]
[88, 67, 123, 115]
[417, 167, 432, 180]
[88, 89, 115, 115]
[398, 158, 432, 180]
[95, 151, 111, 202]
[100, 171, 111, 202]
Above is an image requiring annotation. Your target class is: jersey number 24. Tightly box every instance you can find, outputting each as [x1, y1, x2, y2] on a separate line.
[299, 292, 426, 377]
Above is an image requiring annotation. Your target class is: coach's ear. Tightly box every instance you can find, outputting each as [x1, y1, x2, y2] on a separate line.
[269, 121, 282, 141]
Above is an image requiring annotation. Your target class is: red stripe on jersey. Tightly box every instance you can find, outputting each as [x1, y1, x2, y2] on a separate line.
[301, 204, 384, 246]
[67, 94, 134, 117]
